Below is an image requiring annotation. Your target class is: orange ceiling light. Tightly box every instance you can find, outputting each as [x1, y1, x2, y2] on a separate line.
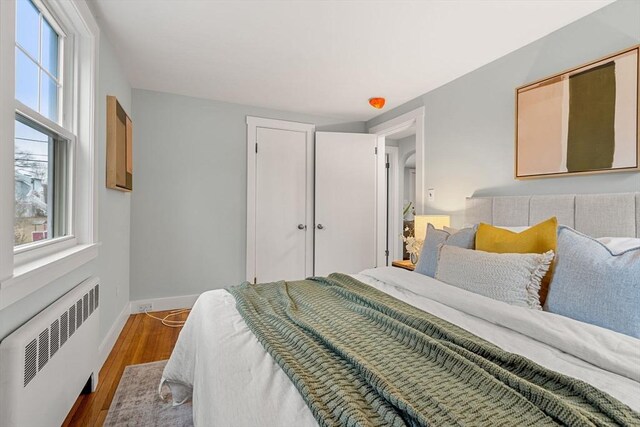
[369, 97, 386, 109]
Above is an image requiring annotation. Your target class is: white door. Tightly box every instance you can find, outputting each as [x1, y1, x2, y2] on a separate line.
[315, 132, 379, 276]
[254, 126, 311, 283]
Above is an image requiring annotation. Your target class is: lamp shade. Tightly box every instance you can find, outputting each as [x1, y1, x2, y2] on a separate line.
[414, 215, 451, 240]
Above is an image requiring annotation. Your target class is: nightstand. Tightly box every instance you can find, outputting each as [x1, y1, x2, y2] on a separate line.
[391, 260, 415, 271]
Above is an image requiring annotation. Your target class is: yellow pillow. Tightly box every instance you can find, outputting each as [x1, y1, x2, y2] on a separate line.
[475, 217, 557, 305]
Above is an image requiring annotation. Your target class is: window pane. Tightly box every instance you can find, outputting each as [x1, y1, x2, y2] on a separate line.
[15, 120, 50, 246]
[16, 0, 39, 59]
[16, 48, 39, 110]
[40, 73, 58, 122]
[41, 19, 58, 78]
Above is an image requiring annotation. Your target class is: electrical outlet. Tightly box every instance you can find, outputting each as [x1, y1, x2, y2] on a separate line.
[427, 188, 435, 202]
[137, 303, 152, 313]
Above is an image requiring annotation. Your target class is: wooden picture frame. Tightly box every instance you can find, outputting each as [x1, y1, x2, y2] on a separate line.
[106, 96, 133, 191]
[515, 45, 640, 179]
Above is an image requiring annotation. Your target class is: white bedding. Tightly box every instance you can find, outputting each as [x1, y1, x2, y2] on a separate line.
[161, 267, 640, 426]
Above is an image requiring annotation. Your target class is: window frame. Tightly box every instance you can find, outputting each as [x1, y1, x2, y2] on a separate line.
[13, 110, 77, 251]
[13, 0, 74, 259]
[13, 108, 76, 260]
[0, 0, 99, 309]
[15, 0, 66, 124]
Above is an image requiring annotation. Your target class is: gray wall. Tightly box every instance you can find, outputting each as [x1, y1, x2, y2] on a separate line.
[367, 0, 640, 227]
[94, 35, 132, 341]
[130, 89, 365, 300]
[0, 34, 132, 343]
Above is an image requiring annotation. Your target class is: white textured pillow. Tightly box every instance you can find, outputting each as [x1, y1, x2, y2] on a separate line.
[596, 237, 640, 254]
[435, 246, 554, 310]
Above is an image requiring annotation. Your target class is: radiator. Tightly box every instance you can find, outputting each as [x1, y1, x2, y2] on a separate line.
[0, 277, 100, 427]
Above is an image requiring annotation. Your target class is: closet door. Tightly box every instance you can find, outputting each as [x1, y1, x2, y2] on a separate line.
[315, 132, 378, 277]
[249, 122, 313, 283]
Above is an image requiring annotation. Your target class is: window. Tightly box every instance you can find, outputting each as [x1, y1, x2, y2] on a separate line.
[15, 0, 61, 122]
[14, 116, 69, 247]
[1, 0, 98, 307]
[14, 0, 70, 249]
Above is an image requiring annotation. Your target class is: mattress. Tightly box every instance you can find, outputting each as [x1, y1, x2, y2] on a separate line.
[161, 267, 640, 426]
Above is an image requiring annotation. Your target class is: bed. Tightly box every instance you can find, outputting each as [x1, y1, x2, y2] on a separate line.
[161, 192, 640, 426]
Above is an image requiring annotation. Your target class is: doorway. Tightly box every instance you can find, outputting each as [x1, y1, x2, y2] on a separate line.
[369, 107, 425, 264]
[384, 127, 416, 262]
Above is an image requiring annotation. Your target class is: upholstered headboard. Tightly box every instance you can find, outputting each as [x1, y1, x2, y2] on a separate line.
[465, 193, 640, 238]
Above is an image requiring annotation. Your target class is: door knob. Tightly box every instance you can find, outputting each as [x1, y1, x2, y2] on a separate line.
[297, 224, 306, 230]
[316, 224, 324, 230]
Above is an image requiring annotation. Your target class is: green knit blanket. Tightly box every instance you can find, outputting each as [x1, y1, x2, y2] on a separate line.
[228, 273, 640, 427]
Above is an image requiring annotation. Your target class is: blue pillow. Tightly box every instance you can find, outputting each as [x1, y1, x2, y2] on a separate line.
[415, 224, 476, 277]
[546, 226, 640, 338]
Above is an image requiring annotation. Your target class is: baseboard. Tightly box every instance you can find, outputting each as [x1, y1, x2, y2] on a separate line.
[97, 301, 130, 370]
[130, 294, 199, 314]
[93, 294, 198, 382]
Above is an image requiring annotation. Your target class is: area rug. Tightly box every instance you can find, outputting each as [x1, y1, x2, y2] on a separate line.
[104, 360, 193, 427]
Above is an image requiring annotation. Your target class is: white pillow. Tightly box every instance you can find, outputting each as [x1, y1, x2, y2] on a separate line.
[435, 245, 554, 310]
[596, 237, 640, 254]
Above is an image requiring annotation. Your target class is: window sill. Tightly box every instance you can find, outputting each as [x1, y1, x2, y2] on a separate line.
[0, 243, 98, 309]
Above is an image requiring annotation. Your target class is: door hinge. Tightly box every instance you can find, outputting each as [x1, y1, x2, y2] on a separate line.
[385, 250, 389, 257]
[385, 162, 390, 169]
[375, 147, 378, 155]
[254, 277, 257, 285]
[255, 143, 258, 153]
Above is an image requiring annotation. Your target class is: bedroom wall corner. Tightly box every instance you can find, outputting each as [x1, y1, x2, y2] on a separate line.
[129, 89, 366, 302]
[366, 0, 640, 227]
[93, 31, 132, 345]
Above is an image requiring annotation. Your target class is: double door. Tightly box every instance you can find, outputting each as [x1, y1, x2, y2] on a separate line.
[247, 118, 380, 283]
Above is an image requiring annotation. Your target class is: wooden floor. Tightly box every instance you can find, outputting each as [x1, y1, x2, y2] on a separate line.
[62, 310, 189, 426]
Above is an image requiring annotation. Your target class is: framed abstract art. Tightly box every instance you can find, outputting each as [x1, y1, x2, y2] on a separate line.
[515, 45, 639, 179]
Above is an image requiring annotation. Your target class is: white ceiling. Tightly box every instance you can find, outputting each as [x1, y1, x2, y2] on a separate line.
[91, 0, 614, 121]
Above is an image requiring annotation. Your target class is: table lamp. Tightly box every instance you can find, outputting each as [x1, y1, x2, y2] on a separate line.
[413, 215, 451, 240]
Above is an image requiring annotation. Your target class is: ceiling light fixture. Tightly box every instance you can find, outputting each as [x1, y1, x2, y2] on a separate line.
[369, 97, 386, 109]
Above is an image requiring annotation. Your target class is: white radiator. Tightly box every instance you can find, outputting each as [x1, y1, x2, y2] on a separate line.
[0, 277, 100, 427]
